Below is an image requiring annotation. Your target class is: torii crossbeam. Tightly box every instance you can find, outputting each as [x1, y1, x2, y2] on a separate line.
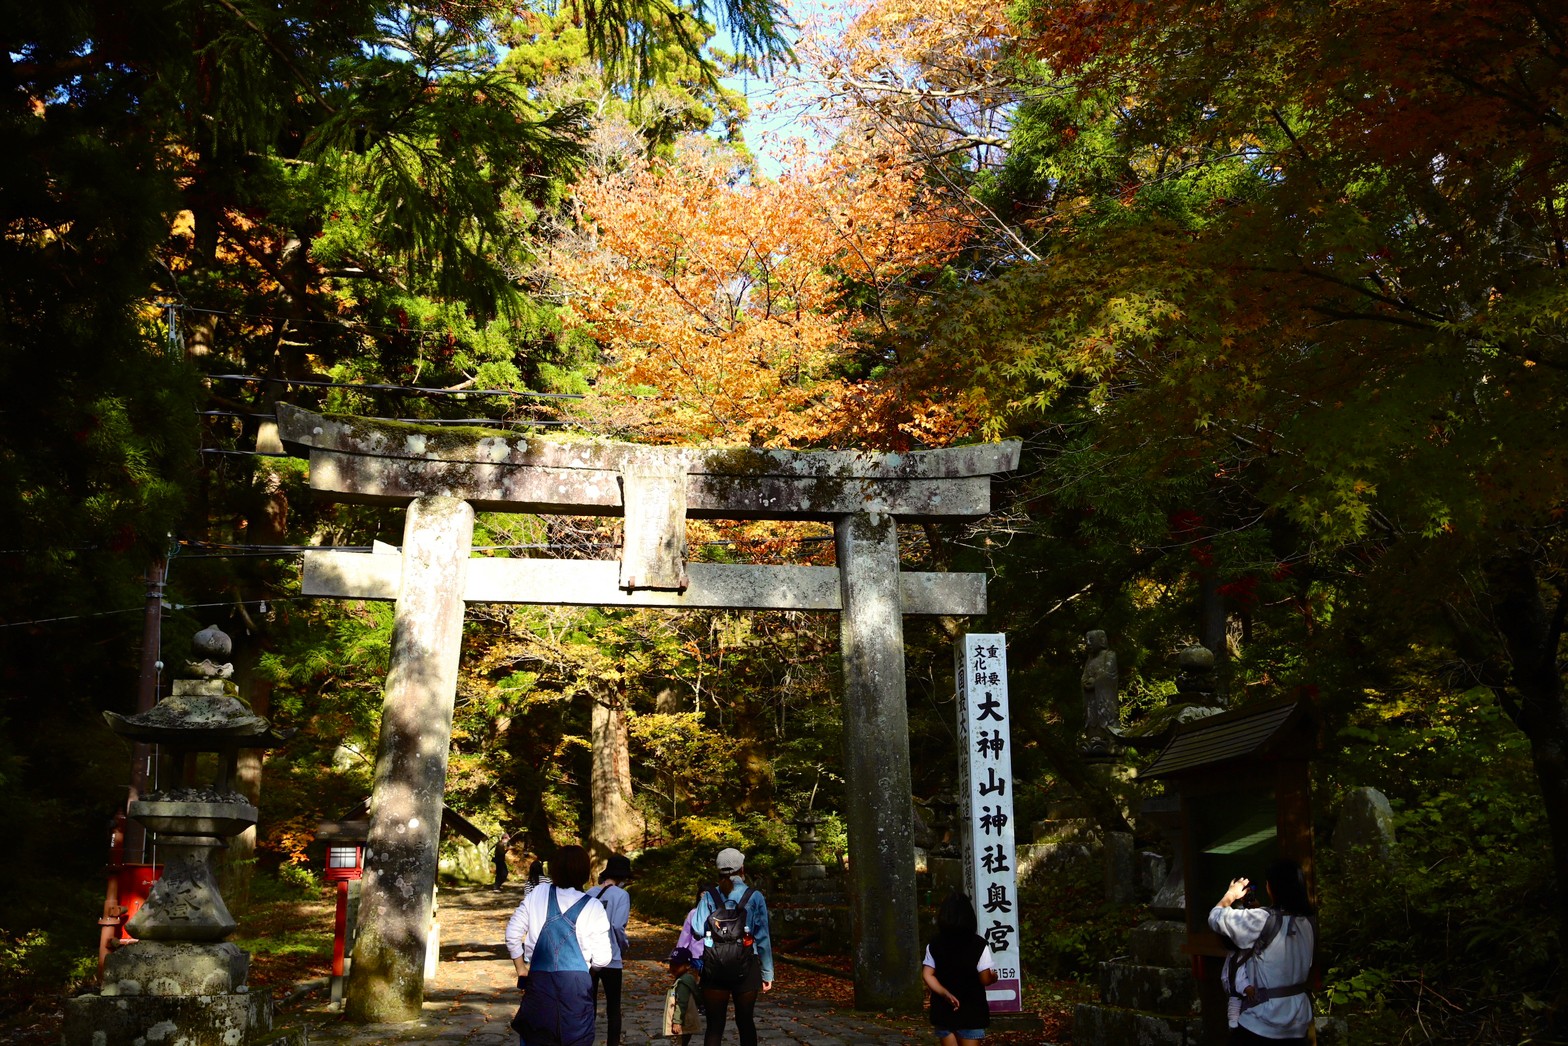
[277, 404, 1020, 1020]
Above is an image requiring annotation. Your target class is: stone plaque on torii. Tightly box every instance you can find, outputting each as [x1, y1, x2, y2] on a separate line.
[276, 403, 1020, 1020]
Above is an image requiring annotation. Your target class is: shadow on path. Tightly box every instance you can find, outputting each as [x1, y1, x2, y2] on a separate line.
[291, 883, 937, 1045]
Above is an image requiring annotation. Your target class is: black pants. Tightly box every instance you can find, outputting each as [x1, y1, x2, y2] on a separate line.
[591, 966, 622, 1045]
[702, 965, 763, 1046]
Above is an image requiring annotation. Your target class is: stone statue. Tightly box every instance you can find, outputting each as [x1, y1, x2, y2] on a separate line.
[1080, 629, 1121, 757]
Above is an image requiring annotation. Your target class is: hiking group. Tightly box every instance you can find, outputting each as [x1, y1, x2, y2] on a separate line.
[503, 844, 774, 1046]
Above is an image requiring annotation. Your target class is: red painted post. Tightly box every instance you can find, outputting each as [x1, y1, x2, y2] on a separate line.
[96, 814, 126, 977]
[333, 880, 349, 978]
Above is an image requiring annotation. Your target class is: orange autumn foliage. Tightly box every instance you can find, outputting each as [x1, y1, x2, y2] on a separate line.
[784, 0, 1016, 177]
[553, 139, 969, 447]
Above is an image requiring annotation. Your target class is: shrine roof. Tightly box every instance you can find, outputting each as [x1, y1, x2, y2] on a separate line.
[1141, 698, 1312, 779]
[324, 797, 489, 846]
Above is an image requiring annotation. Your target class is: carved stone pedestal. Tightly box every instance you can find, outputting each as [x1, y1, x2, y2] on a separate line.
[101, 940, 249, 997]
[62, 990, 274, 1046]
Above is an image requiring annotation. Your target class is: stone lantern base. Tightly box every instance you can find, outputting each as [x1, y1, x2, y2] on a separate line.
[101, 940, 250, 996]
[61, 988, 274, 1046]
[64, 940, 278, 1045]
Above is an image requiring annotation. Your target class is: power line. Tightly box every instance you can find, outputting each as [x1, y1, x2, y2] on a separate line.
[205, 373, 581, 400]
[0, 595, 312, 630]
[197, 409, 573, 429]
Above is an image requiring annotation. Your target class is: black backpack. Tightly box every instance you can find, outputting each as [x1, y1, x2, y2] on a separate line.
[702, 885, 758, 986]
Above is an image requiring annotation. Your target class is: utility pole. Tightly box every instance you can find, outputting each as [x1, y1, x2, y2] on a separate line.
[125, 557, 166, 862]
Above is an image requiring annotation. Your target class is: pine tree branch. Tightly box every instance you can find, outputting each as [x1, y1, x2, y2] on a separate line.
[211, 0, 336, 114]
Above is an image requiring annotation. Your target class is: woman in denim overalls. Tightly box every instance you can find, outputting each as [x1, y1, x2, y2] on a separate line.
[504, 845, 612, 1046]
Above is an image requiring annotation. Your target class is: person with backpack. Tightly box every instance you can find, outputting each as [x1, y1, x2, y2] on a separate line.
[676, 881, 714, 973]
[591, 854, 633, 1046]
[1209, 859, 1317, 1044]
[689, 847, 773, 1046]
[921, 892, 999, 1046]
[503, 845, 612, 1046]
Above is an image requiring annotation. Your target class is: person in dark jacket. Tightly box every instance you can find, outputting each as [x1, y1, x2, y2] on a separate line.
[493, 833, 512, 890]
[921, 892, 998, 1046]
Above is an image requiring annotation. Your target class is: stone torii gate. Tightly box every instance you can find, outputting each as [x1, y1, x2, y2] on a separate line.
[276, 404, 1020, 1021]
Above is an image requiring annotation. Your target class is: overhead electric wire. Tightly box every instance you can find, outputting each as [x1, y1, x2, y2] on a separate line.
[0, 594, 313, 630]
[205, 372, 581, 400]
[196, 408, 572, 429]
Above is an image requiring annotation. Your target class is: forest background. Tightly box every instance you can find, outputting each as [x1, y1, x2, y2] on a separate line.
[3, 0, 1566, 1042]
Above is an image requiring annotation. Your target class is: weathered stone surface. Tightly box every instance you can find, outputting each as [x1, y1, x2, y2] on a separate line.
[130, 799, 257, 837]
[1015, 838, 1094, 888]
[619, 456, 689, 590]
[771, 904, 853, 945]
[1332, 786, 1396, 859]
[306, 449, 996, 521]
[437, 839, 490, 885]
[1072, 1002, 1201, 1046]
[1105, 831, 1137, 904]
[62, 989, 273, 1046]
[836, 512, 921, 1011]
[1139, 851, 1170, 898]
[277, 403, 1021, 479]
[1129, 919, 1189, 968]
[102, 941, 249, 997]
[347, 496, 474, 1023]
[104, 682, 275, 743]
[276, 404, 1020, 523]
[125, 841, 238, 942]
[304, 552, 988, 616]
[1098, 960, 1199, 1014]
[1149, 861, 1187, 922]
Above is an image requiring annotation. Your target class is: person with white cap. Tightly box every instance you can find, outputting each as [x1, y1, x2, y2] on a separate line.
[689, 847, 774, 1046]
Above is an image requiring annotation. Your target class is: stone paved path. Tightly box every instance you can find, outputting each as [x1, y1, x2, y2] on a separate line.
[293, 884, 932, 1045]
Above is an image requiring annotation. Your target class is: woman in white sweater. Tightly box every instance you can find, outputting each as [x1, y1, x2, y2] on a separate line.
[1208, 859, 1316, 1044]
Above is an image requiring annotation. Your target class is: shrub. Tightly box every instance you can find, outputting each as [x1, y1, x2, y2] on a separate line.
[630, 813, 799, 925]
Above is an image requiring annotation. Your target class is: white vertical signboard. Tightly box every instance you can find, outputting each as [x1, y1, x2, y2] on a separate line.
[953, 633, 1022, 1013]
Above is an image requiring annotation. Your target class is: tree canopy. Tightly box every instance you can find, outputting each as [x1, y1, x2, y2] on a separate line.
[6, 0, 1568, 1039]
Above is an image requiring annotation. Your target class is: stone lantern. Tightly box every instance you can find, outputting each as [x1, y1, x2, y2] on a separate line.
[63, 626, 290, 1046]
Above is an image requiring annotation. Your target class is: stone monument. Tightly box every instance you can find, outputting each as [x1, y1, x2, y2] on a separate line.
[64, 626, 291, 1046]
[770, 812, 851, 950]
[1080, 629, 1122, 760]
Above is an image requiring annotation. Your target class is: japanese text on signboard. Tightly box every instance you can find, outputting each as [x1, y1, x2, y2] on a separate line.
[953, 633, 1022, 1012]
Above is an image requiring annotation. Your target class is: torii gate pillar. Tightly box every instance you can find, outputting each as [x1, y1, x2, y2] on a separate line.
[345, 497, 473, 1022]
[837, 512, 922, 1009]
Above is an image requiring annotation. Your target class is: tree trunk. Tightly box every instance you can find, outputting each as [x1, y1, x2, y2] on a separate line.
[219, 669, 271, 912]
[1486, 551, 1568, 1033]
[734, 696, 774, 814]
[590, 688, 639, 871]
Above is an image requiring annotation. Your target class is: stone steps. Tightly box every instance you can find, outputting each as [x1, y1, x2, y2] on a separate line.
[1072, 1002, 1203, 1045]
[1098, 960, 1199, 1013]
